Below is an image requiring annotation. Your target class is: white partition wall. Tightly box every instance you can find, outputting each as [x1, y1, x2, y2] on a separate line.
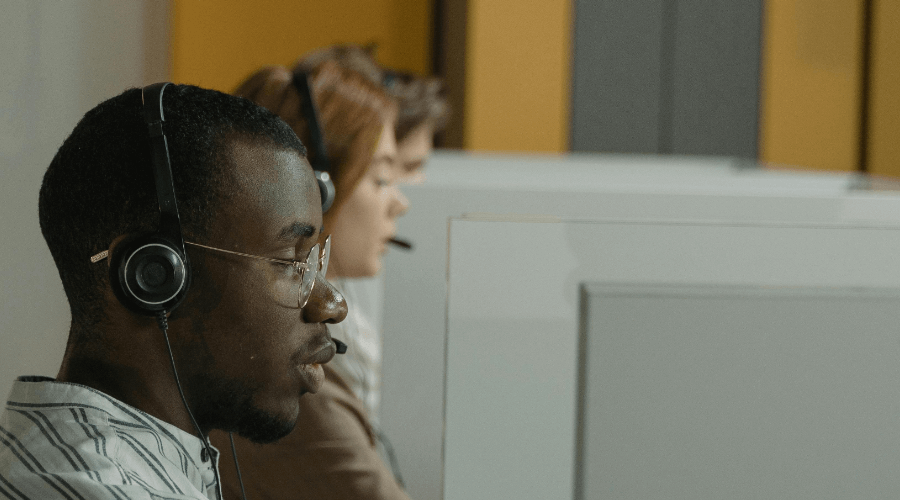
[378, 151, 900, 499]
[444, 217, 900, 499]
[444, 219, 579, 500]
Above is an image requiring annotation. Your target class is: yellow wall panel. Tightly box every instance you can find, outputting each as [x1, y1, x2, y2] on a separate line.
[464, 0, 572, 152]
[759, 0, 864, 171]
[172, 1, 432, 93]
[868, 1, 900, 178]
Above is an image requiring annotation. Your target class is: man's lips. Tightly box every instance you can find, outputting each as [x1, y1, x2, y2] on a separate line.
[297, 340, 337, 394]
[297, 363, 325, 395]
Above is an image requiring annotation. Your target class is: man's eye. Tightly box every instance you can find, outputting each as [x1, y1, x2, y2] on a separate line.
[375, 177, 390, 187]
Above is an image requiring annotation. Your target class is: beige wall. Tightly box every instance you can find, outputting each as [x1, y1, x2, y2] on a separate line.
[462, 0, 573, 152]
[171, 0, 433, 92]
[171, 0, 574, 153]
[758, 0, 865, 172]
[868, 1, 900, 177]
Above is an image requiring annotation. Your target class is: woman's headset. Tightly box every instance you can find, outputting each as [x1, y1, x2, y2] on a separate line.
[292, 71, 336, 213]
[108, 82, 191, 316]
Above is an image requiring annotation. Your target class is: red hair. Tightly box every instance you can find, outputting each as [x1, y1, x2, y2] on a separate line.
[233, 59, 396, 230]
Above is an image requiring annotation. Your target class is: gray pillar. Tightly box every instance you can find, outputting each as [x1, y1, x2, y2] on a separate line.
[571, 0, 762, 158]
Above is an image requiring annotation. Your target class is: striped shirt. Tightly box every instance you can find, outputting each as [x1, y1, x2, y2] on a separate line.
[0, 376, 221, 500]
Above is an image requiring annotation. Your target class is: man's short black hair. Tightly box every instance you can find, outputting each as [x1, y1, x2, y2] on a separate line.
[39, 84, 306, 331]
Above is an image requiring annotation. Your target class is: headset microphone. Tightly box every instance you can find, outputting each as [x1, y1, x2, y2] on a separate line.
[388, 237, 413, 250]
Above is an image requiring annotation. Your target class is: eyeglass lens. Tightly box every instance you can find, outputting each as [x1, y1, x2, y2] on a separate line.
[298, 236, 331, 308]
[320, 236, 331, 277]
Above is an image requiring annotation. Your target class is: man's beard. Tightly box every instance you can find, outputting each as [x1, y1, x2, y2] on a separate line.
[190, 373, 297, 444]
[169, 284, 298, 444]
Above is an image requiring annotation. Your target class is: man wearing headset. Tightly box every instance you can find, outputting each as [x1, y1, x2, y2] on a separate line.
[0, 84, 347, 499]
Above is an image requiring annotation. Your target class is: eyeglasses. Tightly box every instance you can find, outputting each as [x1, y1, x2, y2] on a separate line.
[186, 236, 331, 309]
[91, 236, 331, 309]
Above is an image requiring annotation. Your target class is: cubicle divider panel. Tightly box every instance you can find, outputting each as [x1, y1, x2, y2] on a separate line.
[445, 216, 900, 500]
[578, 283, 900, 499]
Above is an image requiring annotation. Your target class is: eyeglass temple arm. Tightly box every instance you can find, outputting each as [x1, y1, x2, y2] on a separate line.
[184, 241, 305, 267]
[91, 241, 312, 267]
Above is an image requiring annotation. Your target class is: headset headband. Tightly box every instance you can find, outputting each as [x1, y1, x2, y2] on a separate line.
[141, 82, 187, 255]
[292, 72, 336, 213]
[292, 72, 330, 174]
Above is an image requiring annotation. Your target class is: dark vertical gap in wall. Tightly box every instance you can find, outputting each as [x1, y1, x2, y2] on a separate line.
[563, 1, 576, 153]
[572, 285, 591, 500]
[658, 0, 678, 154]
[431, 0, 444, 77]
[753, 0, 765, 161]
[431, 0, 446, 147]
[858, 0, 874, 173]
[568, 0, 576, 153]
[437, 0, 468, 149]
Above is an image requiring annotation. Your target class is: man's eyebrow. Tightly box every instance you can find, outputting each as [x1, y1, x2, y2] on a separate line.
[277, 222, 317, 241]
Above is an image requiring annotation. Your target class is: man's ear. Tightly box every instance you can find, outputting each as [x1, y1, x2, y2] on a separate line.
[106, 233, 137, 263]
[99, 233, 141, 307]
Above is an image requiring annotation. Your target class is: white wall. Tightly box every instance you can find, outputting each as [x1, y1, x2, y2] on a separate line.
[378, 152, 900, 499]
[0, 0, 169, 400]
[443, 217, 900, 499]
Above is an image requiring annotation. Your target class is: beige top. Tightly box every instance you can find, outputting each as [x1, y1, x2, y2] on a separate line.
[212, 364, 411, 500]
[326, 278, 383, 425]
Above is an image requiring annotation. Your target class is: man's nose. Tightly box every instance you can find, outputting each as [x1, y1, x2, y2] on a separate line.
[302, 274, 348, 324]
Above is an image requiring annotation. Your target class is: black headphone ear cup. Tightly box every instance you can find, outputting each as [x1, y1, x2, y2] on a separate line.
[316, 170, 336, 213]
[109, 234, 191, 315]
